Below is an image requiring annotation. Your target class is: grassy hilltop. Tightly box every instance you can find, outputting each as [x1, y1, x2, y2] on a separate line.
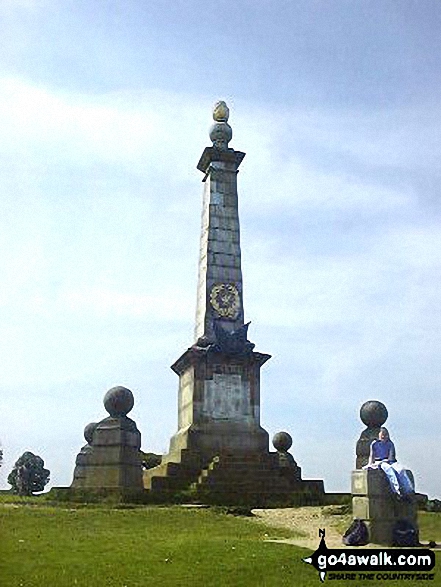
[1, 496, 440, 587]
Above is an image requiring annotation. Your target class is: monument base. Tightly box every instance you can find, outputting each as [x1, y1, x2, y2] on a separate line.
[167, 421, 269, 463]
[144, 450, 324, 507]
[143, 344, 325, 506]
[166, 346, 271, 462]
[351, 469, 418, 545]
[72, 416, 144, 492]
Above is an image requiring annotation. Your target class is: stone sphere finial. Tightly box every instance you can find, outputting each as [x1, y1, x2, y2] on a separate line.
[209, 100, 232, 151]
[272, 431, 293, 452]
[84, 422, 98, 445]
[103, 386, 134, 417]
[360, 400, 388, 428]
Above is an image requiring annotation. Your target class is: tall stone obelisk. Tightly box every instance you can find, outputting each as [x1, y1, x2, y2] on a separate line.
[165, 101, 271, 465]
[143, 102, 324, 505]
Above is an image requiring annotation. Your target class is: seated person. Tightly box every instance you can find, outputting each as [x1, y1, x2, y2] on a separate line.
[364, 427, 414, 497]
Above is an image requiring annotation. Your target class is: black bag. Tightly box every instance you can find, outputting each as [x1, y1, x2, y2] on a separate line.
[392, 519, 419, 547]
[342, 519, 369, 546]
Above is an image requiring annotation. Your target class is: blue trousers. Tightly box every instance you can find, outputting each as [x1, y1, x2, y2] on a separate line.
[380, 462, 414, 495]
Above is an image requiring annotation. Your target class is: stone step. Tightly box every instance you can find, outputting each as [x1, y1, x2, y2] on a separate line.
[144, 460, 201, 490]
[201, 464, 278, 477]
[197, 475, 291, 491]
[209, 453, 278, 465]
[198, 471, 284, 486]
[144, 449, 325, 507]
[176, 449, 206, 468]
[198, 469, 288, 483]
[194, 489, 300, 507]
[149, 475, 194, 492]
[194, 452, 298, 493]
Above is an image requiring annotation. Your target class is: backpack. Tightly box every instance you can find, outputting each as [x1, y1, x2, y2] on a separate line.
[392, 519, 419, 547]
[342, 519, 369, 546]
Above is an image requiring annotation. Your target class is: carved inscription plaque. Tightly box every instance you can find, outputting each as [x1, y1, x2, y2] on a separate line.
[203, 373, 252, 421]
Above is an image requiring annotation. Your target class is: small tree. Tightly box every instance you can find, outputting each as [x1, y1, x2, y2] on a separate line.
[0, 448, 3, 468]
[8, 451, 50, 496]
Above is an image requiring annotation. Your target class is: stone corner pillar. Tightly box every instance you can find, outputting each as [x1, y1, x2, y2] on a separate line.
[71, 387, 144, 493]
[351, 468, 418, 545]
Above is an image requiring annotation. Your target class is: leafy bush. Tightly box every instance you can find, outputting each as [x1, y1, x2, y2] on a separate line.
[426, 498, 441, 512]
[8, 451, 50, 495]
[140, 451, 162, 470]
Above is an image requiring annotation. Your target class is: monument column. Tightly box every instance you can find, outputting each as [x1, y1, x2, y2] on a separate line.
[165, 102, 270, 465]
[194, 100, 245, 345]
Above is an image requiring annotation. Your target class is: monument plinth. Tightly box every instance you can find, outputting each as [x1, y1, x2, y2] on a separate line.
[71, 386, 144, 495]
[167, 347, 270, 461]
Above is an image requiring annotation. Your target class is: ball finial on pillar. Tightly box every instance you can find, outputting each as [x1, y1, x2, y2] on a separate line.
[103, 386, 134, 417]
[272, 431, 293, 452]
[84, 422, 98, 445]
[360, 400, 388, 428]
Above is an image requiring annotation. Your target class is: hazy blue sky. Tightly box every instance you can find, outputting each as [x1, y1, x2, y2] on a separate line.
[0, 0, 440, 496]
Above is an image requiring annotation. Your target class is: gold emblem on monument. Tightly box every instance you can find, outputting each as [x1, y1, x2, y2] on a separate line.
[209, 283, 240, 319]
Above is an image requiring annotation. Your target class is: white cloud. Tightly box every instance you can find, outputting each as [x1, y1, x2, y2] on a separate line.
[0, 78, 210, 179]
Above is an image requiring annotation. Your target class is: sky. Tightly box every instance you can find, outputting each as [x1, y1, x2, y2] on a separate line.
[0, 0, 440, 497]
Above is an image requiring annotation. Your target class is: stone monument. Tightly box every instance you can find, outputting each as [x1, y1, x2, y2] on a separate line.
[71, 386, 144, 496]
[350, 401, 418, 545]
[167, 100, 269, 460]
[144, 102, 324, 505]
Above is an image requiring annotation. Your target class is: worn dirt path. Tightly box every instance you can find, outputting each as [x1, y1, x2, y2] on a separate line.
[252, 505, 351, 550]
[252, 505, 441, 551]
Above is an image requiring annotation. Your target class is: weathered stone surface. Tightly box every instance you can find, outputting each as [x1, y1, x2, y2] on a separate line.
[273, 431, 293, 452]
[166, 347, 271, 461]
[84, 422, 98, 445]
[360, 400, 388, 428]
[356, 427, 382, 469]
[71, 388, 143, 492]
[350, 469, 418, 545]
[194, 136, 245, 344]
[93, 416, 141, 447]
[103, 386, 134, 417]
[352, 495, 394, 519]
[364, 519, 395, 545]
[352, 468, 390, 496]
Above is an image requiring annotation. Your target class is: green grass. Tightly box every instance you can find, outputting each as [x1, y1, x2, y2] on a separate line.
[420, 512, 441, 543]
[1, 500, 440, 587]
[0, 504, 307, 587]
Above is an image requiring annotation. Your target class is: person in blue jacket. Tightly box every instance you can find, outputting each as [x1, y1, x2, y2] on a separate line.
[366, 427, 414, 497]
